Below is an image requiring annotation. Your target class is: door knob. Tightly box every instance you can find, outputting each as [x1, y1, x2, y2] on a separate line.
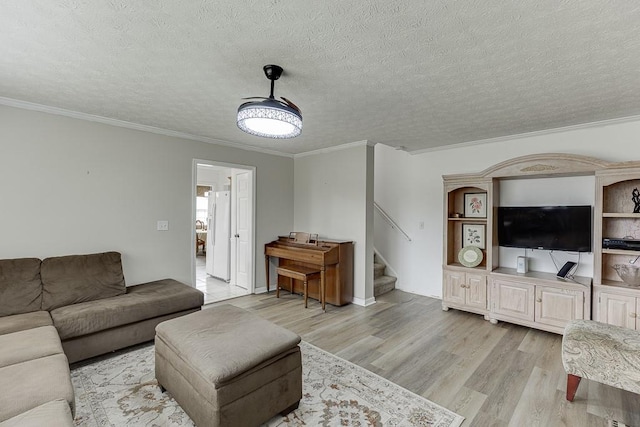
[234, 234, 240, 238]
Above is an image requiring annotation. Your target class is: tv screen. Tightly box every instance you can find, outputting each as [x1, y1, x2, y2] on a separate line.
[498, 206, 592, 252]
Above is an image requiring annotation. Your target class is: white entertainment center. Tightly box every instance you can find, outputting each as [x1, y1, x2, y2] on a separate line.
[442, 153, 640, 334]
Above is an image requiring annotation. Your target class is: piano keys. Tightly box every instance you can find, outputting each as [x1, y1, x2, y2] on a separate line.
[264, 236, 354, 306]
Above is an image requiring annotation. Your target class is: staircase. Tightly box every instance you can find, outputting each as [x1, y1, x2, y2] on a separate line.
[374, 253, 397, 297]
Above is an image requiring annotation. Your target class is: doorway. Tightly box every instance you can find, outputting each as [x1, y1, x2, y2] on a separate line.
[192, 160, 255, 304]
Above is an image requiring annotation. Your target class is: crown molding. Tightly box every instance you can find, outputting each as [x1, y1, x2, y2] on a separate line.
[0, 97, 294, 158]
[294, 140, 374, 158]
[409, 114, 640, 155]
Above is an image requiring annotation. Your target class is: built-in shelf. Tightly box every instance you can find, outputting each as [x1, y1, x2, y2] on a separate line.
[442, 153, 637, 334]
[602, 248, 640, 256]
[600, 278, 640, 289]
[593, 169, 640, 329]
[602, 213, 640, 218]
[447, 262, 487, 270]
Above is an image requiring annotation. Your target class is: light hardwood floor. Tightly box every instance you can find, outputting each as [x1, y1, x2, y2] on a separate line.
[211, 290, 640, 427]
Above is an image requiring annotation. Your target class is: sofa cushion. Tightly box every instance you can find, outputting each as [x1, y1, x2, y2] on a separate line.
[51, 279, 203, 340]
[0, 399, 74, 427]
[0, 326, 63, 368]
[0, 258, 42, 317]
[41, 252, 125, 311]
[0, 311, 52, 336]
[0, 354, 74, 422]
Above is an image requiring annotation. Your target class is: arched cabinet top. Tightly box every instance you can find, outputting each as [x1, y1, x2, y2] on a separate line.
[443, 153, 640, 181]
[480, 153, 611, 178]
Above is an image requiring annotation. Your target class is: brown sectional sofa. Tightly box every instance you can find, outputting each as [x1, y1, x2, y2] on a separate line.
[0, 251, 204, 425]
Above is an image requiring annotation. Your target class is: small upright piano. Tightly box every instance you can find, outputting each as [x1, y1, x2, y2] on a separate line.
[264, 236, 354, 306]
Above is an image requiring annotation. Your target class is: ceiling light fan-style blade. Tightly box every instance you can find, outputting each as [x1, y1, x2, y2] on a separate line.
[241, 96, 270, 100]
[281, 97, 301, 113]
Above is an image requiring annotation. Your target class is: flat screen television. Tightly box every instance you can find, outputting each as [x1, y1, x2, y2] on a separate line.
[497, 206, 592, 252]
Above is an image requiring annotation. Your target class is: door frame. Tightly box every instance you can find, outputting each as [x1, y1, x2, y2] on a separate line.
[191, 159, 256, 294]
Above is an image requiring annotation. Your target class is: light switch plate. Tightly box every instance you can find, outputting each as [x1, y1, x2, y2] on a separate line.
[157, 220, 169, 231]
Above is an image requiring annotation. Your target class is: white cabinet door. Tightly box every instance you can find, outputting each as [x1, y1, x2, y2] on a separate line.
[492, 279, 535, 321]
[466, 273, 487, 310]
[443, 270, 466, 306]
[234, 171, 251, 290]
[535, 286, 584, 329]
[599, 292, 637, 329]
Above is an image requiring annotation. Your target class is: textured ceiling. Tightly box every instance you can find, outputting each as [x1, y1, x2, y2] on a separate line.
[2, 1, 640, 155]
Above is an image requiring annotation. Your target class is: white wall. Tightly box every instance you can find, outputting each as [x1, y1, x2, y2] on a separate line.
[375, 119, 640, 298]
[197, 165, 232, 191]
[294, 142, 375, 305]
[498, 176, 595, 277]
[0, 105, 294, 287]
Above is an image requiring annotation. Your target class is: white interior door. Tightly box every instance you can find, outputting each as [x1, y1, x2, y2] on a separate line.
[205, 193, 215, 276]
[234, 170, 251, 290]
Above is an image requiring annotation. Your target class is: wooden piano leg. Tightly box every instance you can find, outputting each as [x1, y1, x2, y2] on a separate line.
[304, 278, 308, 308]
[320, 267, 326, 312]
[265, 255, 270, 293]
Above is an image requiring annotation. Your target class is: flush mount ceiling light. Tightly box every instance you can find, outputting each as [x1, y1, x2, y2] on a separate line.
[237, 65, 302, 139]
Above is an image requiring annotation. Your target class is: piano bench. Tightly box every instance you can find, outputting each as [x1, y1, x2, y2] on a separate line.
[276, 266, 323, 309]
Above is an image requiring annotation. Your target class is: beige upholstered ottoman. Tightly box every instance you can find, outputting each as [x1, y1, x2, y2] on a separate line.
[155, 305, 302, 427]
[562, 319, 640, 401]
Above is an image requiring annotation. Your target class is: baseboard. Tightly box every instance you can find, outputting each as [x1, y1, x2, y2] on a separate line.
[352, 297, 377, 307]
[254, 286, 268, 294]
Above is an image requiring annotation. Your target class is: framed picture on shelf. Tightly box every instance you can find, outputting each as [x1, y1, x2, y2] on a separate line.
[463, 223, 485, 249]
[464, 193, 487, 218]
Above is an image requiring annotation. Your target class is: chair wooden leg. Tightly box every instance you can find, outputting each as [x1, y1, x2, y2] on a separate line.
[276, 276, 280, 298]
[566, 374, 581, 402]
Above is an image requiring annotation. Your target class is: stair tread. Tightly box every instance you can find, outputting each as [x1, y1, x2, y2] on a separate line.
[374, 274, 396, 297]
[373, 263, 386, 280]
[373, 254, 395, 297]
[374, 275, 397, 284]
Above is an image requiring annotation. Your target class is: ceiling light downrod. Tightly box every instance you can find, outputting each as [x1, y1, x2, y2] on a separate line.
[237, 64, 303, 139]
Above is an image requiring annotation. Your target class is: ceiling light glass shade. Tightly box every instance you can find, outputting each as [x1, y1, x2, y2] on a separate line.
[237, 99, 302, 139]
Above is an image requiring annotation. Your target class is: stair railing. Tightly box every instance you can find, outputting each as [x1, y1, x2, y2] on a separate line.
[374, 202, 412, 242]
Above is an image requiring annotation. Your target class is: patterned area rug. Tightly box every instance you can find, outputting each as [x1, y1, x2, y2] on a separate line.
[71, 341, 464, 427]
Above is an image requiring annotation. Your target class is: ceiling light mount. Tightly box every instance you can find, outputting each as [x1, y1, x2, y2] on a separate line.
[237, 64, 302, 139]
[263, 64, 283, 81]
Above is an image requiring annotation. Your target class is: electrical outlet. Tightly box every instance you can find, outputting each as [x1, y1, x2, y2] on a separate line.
[419, 221, 425, 230]
[157, 220, 169, 231]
